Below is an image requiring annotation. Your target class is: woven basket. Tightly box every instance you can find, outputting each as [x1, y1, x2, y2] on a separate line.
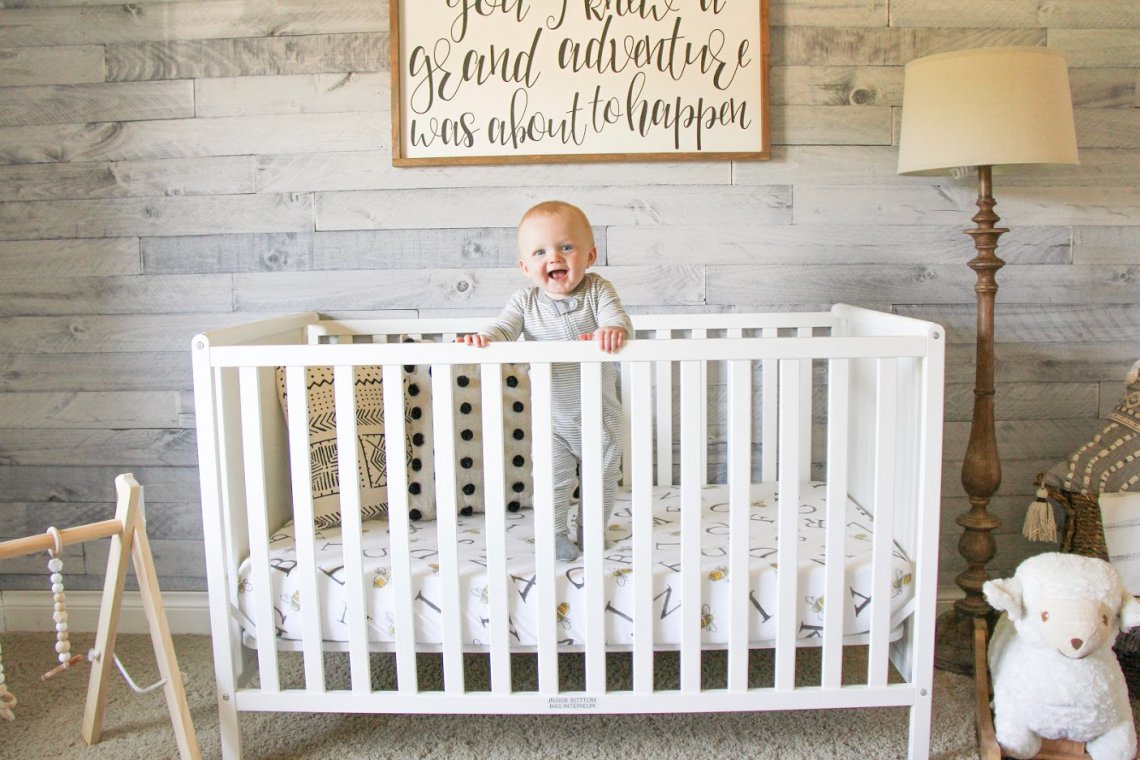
[1050, 485, 1109, 560]
[1048, 485, 1140, 697]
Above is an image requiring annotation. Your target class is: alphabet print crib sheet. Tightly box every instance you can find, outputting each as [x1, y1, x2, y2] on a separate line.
[236, 483, 914, 648]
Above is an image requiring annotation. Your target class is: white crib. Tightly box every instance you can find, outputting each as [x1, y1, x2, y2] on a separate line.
[191, 304, 944, 759]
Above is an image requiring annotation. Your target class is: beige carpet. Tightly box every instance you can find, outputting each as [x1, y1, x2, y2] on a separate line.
[1, 631, 996, 759]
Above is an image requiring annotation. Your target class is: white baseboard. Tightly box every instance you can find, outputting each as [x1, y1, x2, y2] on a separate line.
[0, 590, 212, 635]
[2, 586, 969, 637]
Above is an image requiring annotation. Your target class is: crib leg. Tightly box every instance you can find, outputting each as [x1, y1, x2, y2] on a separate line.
[907, 693, 933, 760]
[212, 633, 245, 760]
[217, 694, 242, 760]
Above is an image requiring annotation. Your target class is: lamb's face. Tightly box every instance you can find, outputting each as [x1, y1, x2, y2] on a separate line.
[984, 554, 1140, 659]
[1020, 596, 1116, 659]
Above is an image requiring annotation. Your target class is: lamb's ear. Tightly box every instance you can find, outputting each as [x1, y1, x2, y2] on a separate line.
[1119, 593, 1140, 632]
[983, 578, 1025, 620]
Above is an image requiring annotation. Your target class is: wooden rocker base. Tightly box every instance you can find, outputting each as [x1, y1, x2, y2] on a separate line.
[0, 473, 200, 760]
[974, 617, 1091, 760]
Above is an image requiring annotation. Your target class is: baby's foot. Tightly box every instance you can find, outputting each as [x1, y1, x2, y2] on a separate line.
[555, 533, 581, 561]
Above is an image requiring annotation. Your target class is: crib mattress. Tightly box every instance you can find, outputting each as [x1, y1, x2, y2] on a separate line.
[236, 482, 914, 649]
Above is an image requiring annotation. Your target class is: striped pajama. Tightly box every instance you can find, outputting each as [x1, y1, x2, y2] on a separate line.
[480, 273, 633, 539]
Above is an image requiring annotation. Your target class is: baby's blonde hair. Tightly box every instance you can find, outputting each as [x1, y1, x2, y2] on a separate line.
[518, 200, 595, 248]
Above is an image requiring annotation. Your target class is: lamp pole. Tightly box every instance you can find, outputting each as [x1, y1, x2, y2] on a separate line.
[934, 165, 1007, 674]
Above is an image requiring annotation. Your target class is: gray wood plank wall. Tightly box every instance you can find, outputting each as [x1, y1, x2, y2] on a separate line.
[0, 0, 1136, 596]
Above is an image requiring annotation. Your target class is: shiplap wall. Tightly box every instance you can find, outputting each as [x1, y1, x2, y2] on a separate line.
[0, 0, 1136, 597]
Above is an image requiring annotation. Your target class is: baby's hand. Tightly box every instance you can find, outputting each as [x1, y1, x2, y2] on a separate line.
[456, 334, 490, 348]
[580, 327, 627, 354]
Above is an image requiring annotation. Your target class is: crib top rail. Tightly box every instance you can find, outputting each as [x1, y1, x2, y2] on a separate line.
[201, 334, 933, 369]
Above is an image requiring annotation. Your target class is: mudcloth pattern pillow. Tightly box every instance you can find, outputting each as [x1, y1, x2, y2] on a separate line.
[275, 366, 388, 529]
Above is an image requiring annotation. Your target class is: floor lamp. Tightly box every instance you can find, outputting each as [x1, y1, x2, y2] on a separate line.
[897, 46, 1079, 674]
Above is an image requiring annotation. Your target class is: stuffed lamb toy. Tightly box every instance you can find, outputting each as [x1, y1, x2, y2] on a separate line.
[984, 553, 1140, 759]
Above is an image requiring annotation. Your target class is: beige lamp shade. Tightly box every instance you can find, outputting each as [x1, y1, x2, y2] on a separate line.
[897, 46, 1079, 175]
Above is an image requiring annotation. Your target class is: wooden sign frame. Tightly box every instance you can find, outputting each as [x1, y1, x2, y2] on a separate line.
[389, 0, 769, 167]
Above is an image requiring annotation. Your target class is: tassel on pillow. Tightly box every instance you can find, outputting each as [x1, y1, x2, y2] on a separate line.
[1023, 474, 1057, 543]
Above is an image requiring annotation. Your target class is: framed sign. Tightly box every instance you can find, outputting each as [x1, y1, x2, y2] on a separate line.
[389, 0, 769, 166]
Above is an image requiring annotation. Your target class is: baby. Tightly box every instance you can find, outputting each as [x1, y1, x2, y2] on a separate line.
[460, 200, 631, 561]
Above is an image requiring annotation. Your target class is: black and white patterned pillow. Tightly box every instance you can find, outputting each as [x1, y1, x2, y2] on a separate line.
[275, 365, 390, 529]
[450, 363, 533, 515]
[401, 336, 533, 516]
[275, 363, 435, 528]
[400, 349, 438, 521]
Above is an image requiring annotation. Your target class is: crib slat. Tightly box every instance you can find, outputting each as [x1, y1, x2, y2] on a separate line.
[238, 366, 280, 693]
[726, 358, 751, 692]
[479, 363, 512, 695]
[655, 329, 672, 486]
[215, 367, 249, 623]
[284, 366, 326, 693]
[797, 328, 813, 482]
[761, 328, 778, 480]
[620, 362, 632, 489]
[692, 329, 708, 484]
[580, 362, 605, 693]
[679, 360, 702, 693]
[629, 361, 655, 694]
[869, 359, 898, 687]
[775, 359, 801, 691]
[333, 365, 372, 693]
[382, 364, 417, 695]
[529, 363, 559, 694]
[822, 358, 850, 689]
[431, 365, 465, 695]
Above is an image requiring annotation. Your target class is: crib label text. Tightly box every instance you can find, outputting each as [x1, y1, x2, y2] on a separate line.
[548, 696, 598, 710]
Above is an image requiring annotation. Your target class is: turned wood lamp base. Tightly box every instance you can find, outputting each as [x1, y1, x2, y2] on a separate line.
[934, 165, 1006, 676]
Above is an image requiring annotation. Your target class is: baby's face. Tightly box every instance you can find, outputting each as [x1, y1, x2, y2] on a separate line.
[517, 210, 596, 299]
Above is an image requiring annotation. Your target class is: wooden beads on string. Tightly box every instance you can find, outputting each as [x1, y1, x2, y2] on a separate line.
[39, 528, 85, 681]
[47, 527, 71, 666]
